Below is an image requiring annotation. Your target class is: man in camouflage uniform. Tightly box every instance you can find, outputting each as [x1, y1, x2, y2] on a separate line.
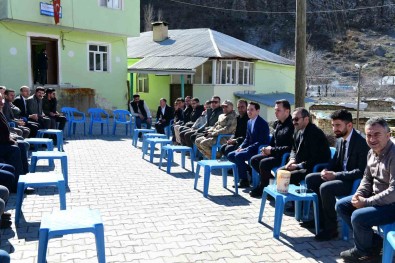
[196, 100, 237, 159]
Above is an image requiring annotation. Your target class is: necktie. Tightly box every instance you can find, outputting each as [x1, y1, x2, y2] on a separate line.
[340, 140, 347, 170]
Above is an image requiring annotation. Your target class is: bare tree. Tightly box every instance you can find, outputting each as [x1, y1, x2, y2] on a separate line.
[143, 4, 154, 32]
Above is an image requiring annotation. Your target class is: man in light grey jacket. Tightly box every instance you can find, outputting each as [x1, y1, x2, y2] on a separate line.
[336, 117, 395, 262]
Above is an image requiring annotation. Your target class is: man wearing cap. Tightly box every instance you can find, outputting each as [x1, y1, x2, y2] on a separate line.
[195, 100, 237, 159]
[130, 94, 152, 137]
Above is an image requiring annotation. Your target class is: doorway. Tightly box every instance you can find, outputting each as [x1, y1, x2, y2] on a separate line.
[31, 37, 58, 85]
[170, 84, 193, 105]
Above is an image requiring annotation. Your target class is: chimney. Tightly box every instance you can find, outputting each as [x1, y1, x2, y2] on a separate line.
[152, 21, 168, 42]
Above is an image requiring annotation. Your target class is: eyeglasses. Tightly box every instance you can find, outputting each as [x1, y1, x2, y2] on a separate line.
[211, 101, 219, 104]
[292, 116, 304, 122]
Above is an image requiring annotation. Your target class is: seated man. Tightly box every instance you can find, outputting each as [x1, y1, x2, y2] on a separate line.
[280, 107, 331, 185]
[26, 86, 51, 129]
[305, 110, 369, 240]
[228, 102, 270, 188]
[220, 99, 249, 158]
[42, 88, 67, 132]
[175, 98, 205, 145]
[179, 100, 209, 145]
[249, 99, 294, 198]
[184, 96, 222, 148]
[3, 89, 30, 138]
[0, 185, 11, 229]
[13, 86, 39, 137]
[336, 117, 395, 262]
[129, 94, 152, 136]
[154, 98, 174, 134]
[195, 100, 237, 159]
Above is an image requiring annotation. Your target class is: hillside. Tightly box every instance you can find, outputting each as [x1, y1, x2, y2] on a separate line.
[140, 0, 395, 96]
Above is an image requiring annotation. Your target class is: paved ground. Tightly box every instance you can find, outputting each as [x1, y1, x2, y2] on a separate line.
[1, 124, 357, 262]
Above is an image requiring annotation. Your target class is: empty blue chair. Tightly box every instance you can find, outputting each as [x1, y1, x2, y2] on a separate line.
[61, 107, 86, 136]
[112, 109, 133, 135]
[38, 208, 105, 263]
[383, 229, 395, 263]
[88, 108, 110, 135]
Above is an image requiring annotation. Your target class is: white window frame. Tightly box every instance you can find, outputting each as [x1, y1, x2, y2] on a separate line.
[238, 61, 254, 86]
[137, 74, 149, 93]
[87, 42, 111, 72]
[217, 60, 236, 85]
[99, 0, 123, 10]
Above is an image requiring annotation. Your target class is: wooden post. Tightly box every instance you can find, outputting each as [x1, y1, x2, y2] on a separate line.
[180, 75, 185, 98]
[295, 0, 306, 108]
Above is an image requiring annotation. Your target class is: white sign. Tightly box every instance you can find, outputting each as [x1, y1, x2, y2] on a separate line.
[40, 2, 62, 18]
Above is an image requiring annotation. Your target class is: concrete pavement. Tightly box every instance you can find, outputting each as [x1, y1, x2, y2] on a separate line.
[1, 126, 353, 262]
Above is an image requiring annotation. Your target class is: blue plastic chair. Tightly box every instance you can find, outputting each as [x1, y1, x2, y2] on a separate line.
[88, 108, 110, 135]
[61, 107, 86, 136]
[210, 134, 233, 159]
[38, 208, 105, 263]
[30, 151, 69, 186]
[15, 172, 66, 226]
[164, 119, 174, 138]
[8, 122, 15, 128]
[159, 145, 194, 173]
[194, 160, 239, 197]
[249, 135, 273, 187]
[112, 109, 133, 135]
[383, 229, 395, 263]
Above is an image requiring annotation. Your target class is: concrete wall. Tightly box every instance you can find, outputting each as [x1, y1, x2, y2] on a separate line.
[255, 61, 295, 94]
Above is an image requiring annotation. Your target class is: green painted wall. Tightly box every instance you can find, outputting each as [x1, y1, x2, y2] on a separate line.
[0, 21, 131, 110]
[255, 61, 295, 94]
[0, 0, 139, 36]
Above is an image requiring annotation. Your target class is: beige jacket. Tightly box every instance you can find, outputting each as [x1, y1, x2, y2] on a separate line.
[208, 111, 237, 143]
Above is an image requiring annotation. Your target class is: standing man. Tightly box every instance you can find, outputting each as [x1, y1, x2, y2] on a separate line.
[42, 88, 67, 131]
[195, 100, 237, 159]
[130, 94, 152, 137]
[305, 110, 369, 240]
[220, 99, 249, 158]
[227, 102, 270, 188]
[26, 87, 51, 129]
[249, 99, 294, 198]
[38, 49, 48, 85]
[336, 118, 395, 262]
[280, 107, 331, 185]
[155, 98, 174, 134]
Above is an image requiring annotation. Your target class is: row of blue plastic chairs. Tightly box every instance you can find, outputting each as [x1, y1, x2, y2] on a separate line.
[61, 107, 137, 137]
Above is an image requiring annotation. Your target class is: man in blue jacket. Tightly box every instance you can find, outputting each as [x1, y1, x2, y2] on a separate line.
[227, 102, 270, 188]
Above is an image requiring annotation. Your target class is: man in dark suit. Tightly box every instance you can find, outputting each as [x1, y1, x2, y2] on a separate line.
[154, 98, 174, 134]
[3, 89, 30, 138]
[281, 107, 331, 185]
[13, 86, 39, 137]
[227, 102, 270, 188]
[249, 99, 294, 198]
[26, 87, 51, 129]
[305, 109, 369, 241]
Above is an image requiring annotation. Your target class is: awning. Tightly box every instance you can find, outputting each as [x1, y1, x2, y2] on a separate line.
[128, 56, 208, 75]
[234, 92, 314, 106]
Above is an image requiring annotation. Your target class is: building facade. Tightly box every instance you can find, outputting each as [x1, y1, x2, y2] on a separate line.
[0, 0, 139, 111]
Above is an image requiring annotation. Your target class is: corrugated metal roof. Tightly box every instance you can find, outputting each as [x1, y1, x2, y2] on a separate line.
[128, 56, 208, 74]
[127, 28, 294, 66]
[234, 92, 314, 106]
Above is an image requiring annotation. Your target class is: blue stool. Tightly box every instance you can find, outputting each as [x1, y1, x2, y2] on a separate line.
[15, 172, 66, 226]
[258, 184, 320, 239]
[38, 208, 105, 263]
[132, 128, 155, 147]
[143, 138, 172, 163]
[142, 133, 167, 154]
[37, 129, 64, 151]
[194, 160, 239, 198]
[384, 231, 395, 263]
[30, 151, 68, 186]
[24, 138, 54, 152]
[159, 145, 194, 173]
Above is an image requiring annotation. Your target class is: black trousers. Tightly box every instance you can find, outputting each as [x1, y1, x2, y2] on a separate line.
[220, 143, 239, 158]
[250, 154, 282, 189]
[305, 173, 353, 231]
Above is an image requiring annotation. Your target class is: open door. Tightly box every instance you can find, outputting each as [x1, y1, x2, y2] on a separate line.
[31, 37, 58, 85]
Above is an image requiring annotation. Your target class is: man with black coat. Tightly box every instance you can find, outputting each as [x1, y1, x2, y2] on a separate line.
[305, 109, 369, 241]
[154, 98, 174, 134]
[130, 94, 152, 137]
[249, 99, 294, 198]
[176, 98, 204, 145]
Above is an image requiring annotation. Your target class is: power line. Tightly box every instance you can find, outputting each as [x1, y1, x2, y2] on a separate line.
[167, 0, 395, 14]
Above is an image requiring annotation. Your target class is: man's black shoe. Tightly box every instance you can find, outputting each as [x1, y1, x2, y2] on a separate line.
[300, 220, 315, 229]
[314, 229, 338, 241]
[249, 187, 263, 198]
[340, 247, 380, 262]
[233, 179, 250, 188]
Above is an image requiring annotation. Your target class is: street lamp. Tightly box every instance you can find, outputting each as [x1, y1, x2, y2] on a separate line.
[355, 63, 368, 131]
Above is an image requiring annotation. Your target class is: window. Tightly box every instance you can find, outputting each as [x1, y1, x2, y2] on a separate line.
[171, 75, 193, 84]
[194, 61, 213, 85]
[88, 44, 109, 72]
[99, 0, 122, 9]
[216, 60, 236, 84]
[238, 61, 254, 85]
[137, 74, 149, 93]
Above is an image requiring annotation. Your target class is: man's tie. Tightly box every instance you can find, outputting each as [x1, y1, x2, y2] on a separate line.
[340, 139, 347, 170]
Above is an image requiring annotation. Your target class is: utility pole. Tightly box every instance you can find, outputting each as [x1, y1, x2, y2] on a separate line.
[295, 0, 306, 108]
[355, 63, 368, 131]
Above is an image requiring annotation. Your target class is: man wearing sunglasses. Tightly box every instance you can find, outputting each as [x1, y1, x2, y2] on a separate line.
[280, 107, 331, 185]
